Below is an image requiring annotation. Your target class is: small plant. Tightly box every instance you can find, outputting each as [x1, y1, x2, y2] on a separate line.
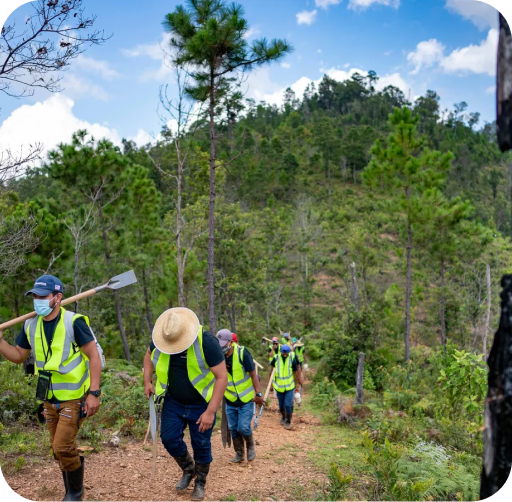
[326, 463, 352, 501]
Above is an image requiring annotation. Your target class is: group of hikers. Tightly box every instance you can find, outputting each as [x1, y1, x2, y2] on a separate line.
[0, 274, 306, 501]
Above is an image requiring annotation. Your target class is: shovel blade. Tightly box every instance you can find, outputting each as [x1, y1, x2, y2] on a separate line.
[108, 270, 137, 290]
[149, 396, 157, 442]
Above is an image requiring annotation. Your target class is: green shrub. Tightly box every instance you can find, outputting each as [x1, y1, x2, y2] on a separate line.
[0, 362, 37, 424]
[325, 463, 352, 501]
[311, 378, 340, 408]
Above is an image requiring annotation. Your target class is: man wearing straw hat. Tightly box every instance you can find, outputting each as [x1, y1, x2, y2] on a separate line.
[143, 308, 227, 501]
[0, 275, 102, 501]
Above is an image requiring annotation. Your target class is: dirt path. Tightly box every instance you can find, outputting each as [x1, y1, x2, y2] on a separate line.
[5, 392, 327, 501]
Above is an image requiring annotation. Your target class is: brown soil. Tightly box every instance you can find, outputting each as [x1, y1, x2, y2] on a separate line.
[4, 397, 326, 501]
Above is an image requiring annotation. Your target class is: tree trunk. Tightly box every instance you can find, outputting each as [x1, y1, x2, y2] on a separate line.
[328, 158, 331, 211]
[483, 263, 492, 360]
[480, 274, 512, 498]
[207, 78, 217, 334]
[142, 267, 152, 333]
[176, 136, 186, 308]
[343, 157, 347, 181]
[73, 243, 79, 314]
[440, 259, 446, 347]
[497, 13, 512, 152]
[100, 216, 131, 362]
[355, 352, 365, 405]
[472, 318, 479, 352]
[350, 262, 359, 312]
[404, 220, 412, 363]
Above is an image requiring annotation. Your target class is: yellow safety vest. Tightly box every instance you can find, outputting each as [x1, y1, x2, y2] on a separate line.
[26, 308, 91, 402]
[225, 344, 255, 403]
[151, 326, 215, 402]
[295, 346, 305, 363]
[272, 354, 295, 393]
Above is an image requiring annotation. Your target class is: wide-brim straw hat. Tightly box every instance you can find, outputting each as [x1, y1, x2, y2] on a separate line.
[294, 341, 304, 347]
[152, 308, 200, 355]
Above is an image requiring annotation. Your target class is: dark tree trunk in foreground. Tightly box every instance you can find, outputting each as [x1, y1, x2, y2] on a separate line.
[355, 352, 365, 405]
[480, 275, 512, 498]
[498, 14, 512, 152]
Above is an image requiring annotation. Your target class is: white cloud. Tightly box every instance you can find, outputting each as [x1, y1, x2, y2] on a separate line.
[296, 10, 318, 25]
[440, 29, 498, 76]
[60, 74, 110, 102]
[281, 62, 292, 69]
[244, 27, 261, 40]
[445, 0, 498, 30]
[130, 129, 154, 146]
[315, 0, 342, 9]
[348, 0, 400, 10]
[407, 39, 445, 74]
[121, 41, 164, 60]
[0, 94, 121, 156]
[317, 49, 322, 54]
[486, 85, 496, 94]
[343, 63, 350, 68]
[73, 55, 122, 80]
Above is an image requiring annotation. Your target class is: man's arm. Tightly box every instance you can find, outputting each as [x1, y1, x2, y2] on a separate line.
[197, 360, 228, 433]
[0, 331, 31, 364]
[143, 348, 155, 399]
[249, 370, 264, 404]
[80, 341, 102, 417]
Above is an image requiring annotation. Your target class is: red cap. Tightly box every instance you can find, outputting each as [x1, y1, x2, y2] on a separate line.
[232, 333, 238, 342]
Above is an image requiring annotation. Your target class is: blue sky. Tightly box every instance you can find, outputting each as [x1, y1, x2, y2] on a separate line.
[0, 0, 501, 154]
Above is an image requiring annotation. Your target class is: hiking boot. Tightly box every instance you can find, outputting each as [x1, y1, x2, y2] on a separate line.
[173, 451, 195, 491]
[228, 437, 245, 464]
[284, 413, 292, 430]
[61, 470, 69, 500]
[63, 456, 84, 501]
[191, 462, 210, 501]
[280, 409, 286, 426]
[244, 434, 256, 462]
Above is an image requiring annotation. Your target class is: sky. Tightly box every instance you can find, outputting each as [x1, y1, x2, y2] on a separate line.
[0, 0, 503, 157]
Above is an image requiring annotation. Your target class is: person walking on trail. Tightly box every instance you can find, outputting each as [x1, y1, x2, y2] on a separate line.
[268, 336, 280, 364]
[143, 308, 228, 501]
[216, 329, 264, 463]
[269, 344, 300, 430]
[281, 332, 291, 345]
[0, 275, 102, 502]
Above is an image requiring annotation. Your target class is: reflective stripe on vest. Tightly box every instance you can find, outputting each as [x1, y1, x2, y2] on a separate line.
[225, 345, 255, 403]
[272, 354, 294, 392]
[152, 326, 216, 402]
[27, 308, 91, 401]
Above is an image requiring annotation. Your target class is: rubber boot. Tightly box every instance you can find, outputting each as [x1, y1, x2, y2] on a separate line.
[228, 437, 245, 464]
[173, 451, 195, 491]
[63, 456, 84, 501]
[61, 470, 69, 500]
[280, 409, 286, 426]
[284, 413, 292, 430]
[244, 434, 256, 462]
[191, 462, 210, 501]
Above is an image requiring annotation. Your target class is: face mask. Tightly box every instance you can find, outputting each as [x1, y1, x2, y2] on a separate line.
[34, 299, 53, 317]
[222, 344, 231, 355]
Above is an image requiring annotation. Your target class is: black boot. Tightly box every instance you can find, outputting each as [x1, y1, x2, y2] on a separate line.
[244, 434, 256, 462]
[191, 462, 210, 501]
[61, 470, 69, 500]
[173, 451, 195, 491]
[280, 409, 286, 426]
[63, 456, 84, 501]
[228, 436, 245, 464]
[284, 413, 292, 430]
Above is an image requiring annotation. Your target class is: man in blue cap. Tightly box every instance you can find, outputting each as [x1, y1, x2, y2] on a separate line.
[269, 344, 300, 430]
[0, 275, 102, 501]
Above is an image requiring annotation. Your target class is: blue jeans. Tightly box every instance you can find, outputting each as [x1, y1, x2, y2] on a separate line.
[160, 397, 216, 464]
[276, 389, 294, 415]
[225, 401, 254, 439]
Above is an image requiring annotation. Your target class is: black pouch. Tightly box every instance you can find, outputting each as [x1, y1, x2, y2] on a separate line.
[35, 370, 52, 401]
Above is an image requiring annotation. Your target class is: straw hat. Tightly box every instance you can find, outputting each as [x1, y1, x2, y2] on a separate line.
[294, 341, 304, 347]
[152, 308, 200, 355]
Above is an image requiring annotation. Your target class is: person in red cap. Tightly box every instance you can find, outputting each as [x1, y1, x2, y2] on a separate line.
[268, 337, 280, 365]
[231, 333, 238, 343]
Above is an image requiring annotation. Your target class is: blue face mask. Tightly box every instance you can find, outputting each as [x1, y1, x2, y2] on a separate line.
[34, 299, 53, 317]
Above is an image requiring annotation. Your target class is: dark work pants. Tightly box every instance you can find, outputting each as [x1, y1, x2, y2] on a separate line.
[276, 389, 294, 415]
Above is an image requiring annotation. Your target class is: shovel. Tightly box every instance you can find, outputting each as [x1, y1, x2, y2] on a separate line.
[150, 395, 162, 477]
[0, 270, 138, 330]
[254, 368, 275, 429]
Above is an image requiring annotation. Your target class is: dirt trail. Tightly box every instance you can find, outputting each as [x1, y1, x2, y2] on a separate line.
[5, 388, 326, 501]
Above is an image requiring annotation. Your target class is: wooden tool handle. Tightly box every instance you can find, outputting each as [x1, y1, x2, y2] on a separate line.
[263, 368, 276, 402]
[0, 288, 97, 331]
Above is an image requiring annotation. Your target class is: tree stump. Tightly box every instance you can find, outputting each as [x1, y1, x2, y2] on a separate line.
[480, 275, 512, 498]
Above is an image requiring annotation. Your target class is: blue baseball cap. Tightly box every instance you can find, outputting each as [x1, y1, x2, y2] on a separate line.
[284, 333, 290, 338]
[25, 275, 64, 296]
[280, 344, 291, 354]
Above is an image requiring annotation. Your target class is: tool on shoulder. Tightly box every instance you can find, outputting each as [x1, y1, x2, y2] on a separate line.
[150, 394, 163, 477]
[254, 367, 275, 429]
[0, 270, 138, 331]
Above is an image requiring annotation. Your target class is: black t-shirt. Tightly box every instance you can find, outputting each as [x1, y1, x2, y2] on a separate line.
[270, 354, 298, 372]
[15, 312, 95, 350]
[15, 311, 95, 404]
[225, 346, 255, 407]
[149, 331, 224, 405]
